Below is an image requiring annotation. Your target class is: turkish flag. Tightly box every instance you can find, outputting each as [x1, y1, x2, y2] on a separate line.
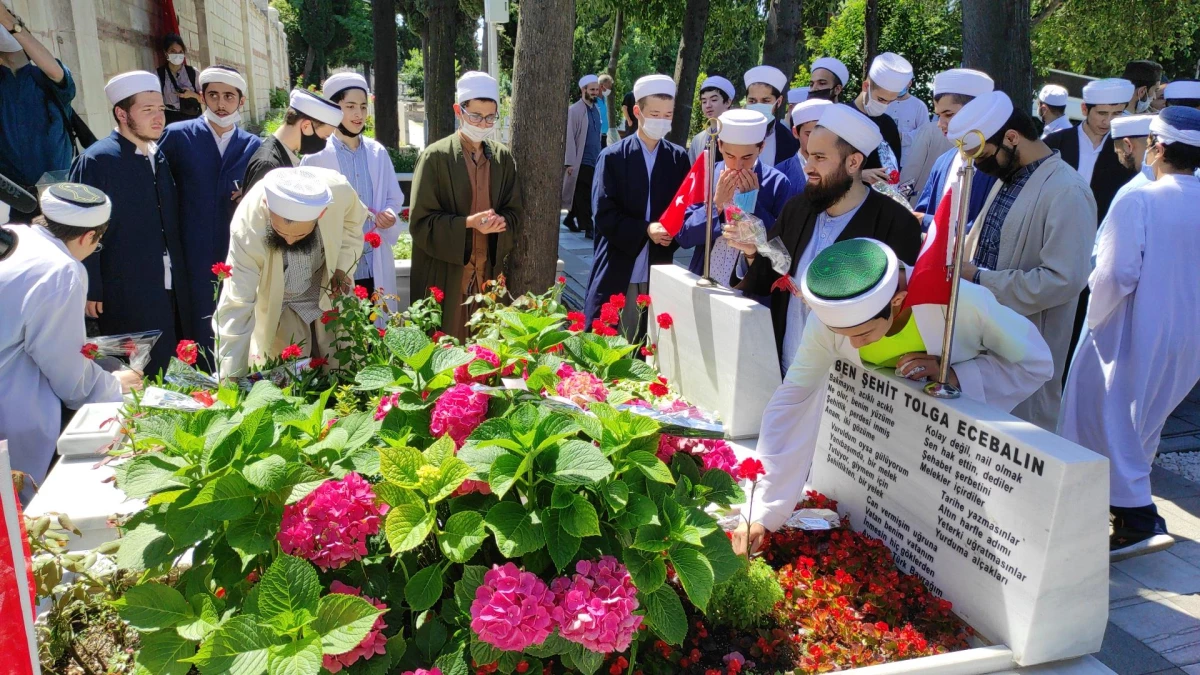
[0, 446, 38, 675]
[903, 189, 955, 309]
[658, 151, 708, 236]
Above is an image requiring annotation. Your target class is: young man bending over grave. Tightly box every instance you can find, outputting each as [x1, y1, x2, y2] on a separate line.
[733, 237, 1053, 555]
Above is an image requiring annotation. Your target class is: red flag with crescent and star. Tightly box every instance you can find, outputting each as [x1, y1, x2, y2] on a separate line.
[658, 150, 708, 236]
[903, 189, 955, 309]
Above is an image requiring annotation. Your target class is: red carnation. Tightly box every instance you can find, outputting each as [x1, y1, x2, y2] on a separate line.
[557, 276, 566, 284]
[80, 343, 99, 360]
[377, 327, 387, 338]
[308, 357, 328, 369]
[600, 302, 621, 326]
[567, 311, 586, 332]
[608, 293, 627, 309]
[176, 339, 198, 366]
[640, 344, 657, 357]
[736, 457, 765, 482]
[888, 169, 900, 184]
[364, 231, 382, 249]
[656, 313, 674, 330]
[591, 319, 618, 337]
[648, 381, 668, 397]
[320, 309, 339, 325]
[354, 285, 369, 300]
[430, 286, 445, 302]
[400, 208, 410, 220]
[636, 293, 652, 309]
[280, 344, 303, 360]
[211, 262, 233, 280]
[190, 391, 215, 407]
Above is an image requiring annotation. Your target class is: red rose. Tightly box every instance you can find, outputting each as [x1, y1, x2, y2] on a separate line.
[190, 391, 215, 407]
[364, 231, 382, 249]
[600, 302, 621, 326]
[608, 293, 627, 309]
[353, 285, 369, 299]
[656, 313, 674, 330]
[888, 169, 900, 184]
[280, 344, 303, 360]
[737, 457, 765, 481]
[176, 339, 198, 366]
[80, 343, 99, 360]
[211, 262, 233, 280]
[400, 208, 411, 220]
[430, 286, 445, 302]
[320, 309, 338, 325]
[308, 357, 328, 369]
[648, 381, 669, 397]
[636, 293, 652, 309]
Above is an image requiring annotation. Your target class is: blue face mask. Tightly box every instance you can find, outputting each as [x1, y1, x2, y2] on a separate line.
[898, 86, 910, 98]
[732, 188, 759, 214]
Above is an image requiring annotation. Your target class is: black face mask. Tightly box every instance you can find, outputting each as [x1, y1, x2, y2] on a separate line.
[975, 143, 1020, 183]
[265, 226, 319, 252]
[337, 123, 363, 138]
[300, 127, 328, 155]
[807, 87, 838, 101]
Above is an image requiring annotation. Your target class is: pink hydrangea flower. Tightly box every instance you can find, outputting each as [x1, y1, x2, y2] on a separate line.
[470, 563, 556, 652]
[430, 383, 490, 447]
[401, 670, 442, 675]
[655, 434, 739, 477]
[452, 479, 493, 498]
[277, 473, 388, 571]
[321, 581, 388, 673]
[455, 345, 501, 384]
[375, 393, 400, 421]
[551, 556, 643, 654]
[555, 366, 608, 404]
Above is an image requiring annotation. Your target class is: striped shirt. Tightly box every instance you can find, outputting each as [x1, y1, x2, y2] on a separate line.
[332, 135, 376, 280]
[973, 154, 1051, 271]
[282, 235, 326, 325]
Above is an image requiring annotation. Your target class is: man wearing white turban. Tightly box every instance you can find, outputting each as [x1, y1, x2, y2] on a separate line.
[563, 74, 603, 237]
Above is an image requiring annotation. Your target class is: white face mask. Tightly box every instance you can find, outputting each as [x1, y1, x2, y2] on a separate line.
[640, 117, 672, 140]
[204, 107, 241, 129]
[460, 120, 494, 143]
[1135, 96, 1151, 114]
[863, 84, 890, 116]
[746, 102, 775, 119]
[167, 53, 186, 66]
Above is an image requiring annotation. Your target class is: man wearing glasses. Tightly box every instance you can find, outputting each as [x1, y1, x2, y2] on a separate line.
[408, 71, 524, 339]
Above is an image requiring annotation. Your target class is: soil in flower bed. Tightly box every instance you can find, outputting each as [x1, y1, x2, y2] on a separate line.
[633, 492, 972, 674]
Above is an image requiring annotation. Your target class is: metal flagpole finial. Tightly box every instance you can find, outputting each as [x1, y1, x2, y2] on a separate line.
[924, 128, 986, 400]
[697, 117, 724, 288]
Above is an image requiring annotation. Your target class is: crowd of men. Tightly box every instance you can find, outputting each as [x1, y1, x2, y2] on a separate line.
[1, 0, 1198, 562]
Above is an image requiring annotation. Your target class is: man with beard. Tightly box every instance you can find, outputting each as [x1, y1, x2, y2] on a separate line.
[1104, 115, 1155, 214]
[727, 103, 922, 372]
[952, 91, 1094, 431]
[159, 65, 262, 353]
[776, 98, 834, 200]
[70, 71, 192, 377]
[563, 74, 603, 237]
[689, 75, 736, 163]
[214, 167, 367, 378]
[242, 89, 343, 193]
[302, 72, 406, 312]
[807, 57, 849, 103]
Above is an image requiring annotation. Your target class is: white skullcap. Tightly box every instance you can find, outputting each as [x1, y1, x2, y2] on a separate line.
[811, 57, 849, 87]
[39, 183, 112, 228]
[323, 72, 370, 99]
[1082, 78, 1135, 105]
[1150, 106, 1200, 146]
[791, 98, 833, 127]
[718, 109, 770, 145]
[289, 89, 344, 127]
[0, 25, 21, 53]
[456, 71, 499, 104]
[1164, 80, 1200, 100]
[868, 53, 913, 93]
[933, 69, 993, 98]
[1110, 114, 1153, 139]
[743, 65, 787, 93]
[198, 66, 247, 93]
[801, 238, 900, 329]
[815, 104, 884, 156]
[1038, 84, 1068, 106]
[262, 168, 332, 222]
[105, 71, 159, 106]
[788, 87, 809, 104]
[700, 76, 735, 100]
[578, 74, 598, 89]
[947, 90, 1014, 151]
[633, 74, 675, 100]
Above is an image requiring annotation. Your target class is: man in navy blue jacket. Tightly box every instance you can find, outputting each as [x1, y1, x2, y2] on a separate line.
[584, 74, 691, 332]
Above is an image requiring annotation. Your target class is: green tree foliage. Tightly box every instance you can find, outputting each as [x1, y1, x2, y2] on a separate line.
[1031, 0, 1200, 78]
[400, 47, 425, 98]
[328, 0, 374, 67]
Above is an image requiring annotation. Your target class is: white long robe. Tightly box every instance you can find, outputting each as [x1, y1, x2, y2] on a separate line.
[1059, 173, 1200, 507]
[749, 280, 1054, 531]
[0, 226, 122, 487]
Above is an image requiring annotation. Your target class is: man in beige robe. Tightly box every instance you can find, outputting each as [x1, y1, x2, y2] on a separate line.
[949, 92, 1094, 431]
[562, 75, 601, 236]
[900, 119, 951, 206]
[214, 166, 367, 377]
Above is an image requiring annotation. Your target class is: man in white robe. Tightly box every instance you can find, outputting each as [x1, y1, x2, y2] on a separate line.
[1037, 85, 1072, 138]
[0, 184, 140, 498]
[733, 238, 1052, 555]
[1059, 106, 1200, 561]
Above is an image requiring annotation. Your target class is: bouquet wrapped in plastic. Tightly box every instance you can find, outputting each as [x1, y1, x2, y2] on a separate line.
[85, 331, 161, 374]
[720, 204, 791, 276]
[616, 399, 723, 438]
[871, 142, 916, 209]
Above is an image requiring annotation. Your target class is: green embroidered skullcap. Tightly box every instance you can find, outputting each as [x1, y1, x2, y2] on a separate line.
[800, 238, 899, 328]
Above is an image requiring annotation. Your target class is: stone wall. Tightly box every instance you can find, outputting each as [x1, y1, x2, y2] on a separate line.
[8, 0, 288, 136]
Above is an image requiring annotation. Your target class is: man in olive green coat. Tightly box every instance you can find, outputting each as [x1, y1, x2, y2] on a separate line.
[409, 71, 522, 338]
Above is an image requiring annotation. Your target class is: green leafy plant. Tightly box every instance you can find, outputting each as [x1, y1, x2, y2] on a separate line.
[707, 557, 785, 632]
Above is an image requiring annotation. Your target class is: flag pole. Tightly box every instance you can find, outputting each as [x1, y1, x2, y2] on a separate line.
[696, 117, 723, 288]
[924, 130, 985, 400]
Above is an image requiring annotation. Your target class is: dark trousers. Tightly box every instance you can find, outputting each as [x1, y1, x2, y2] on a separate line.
[564, 164, 596, 233]
[1113, 504, 1168, 535]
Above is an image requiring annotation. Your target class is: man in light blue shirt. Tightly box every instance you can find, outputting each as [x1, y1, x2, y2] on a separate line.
[598, 73, 613, 146]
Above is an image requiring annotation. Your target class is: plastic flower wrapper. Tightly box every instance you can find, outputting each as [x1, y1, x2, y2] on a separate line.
[720, 205, 791, 276]
[137, 386, 211, 411]
[870, 179, 916, 211]
[615, 399, 723, 438]
[236, 358, 313, 392]
[89, 330, 161, 373]
[164, 357, 219, 389]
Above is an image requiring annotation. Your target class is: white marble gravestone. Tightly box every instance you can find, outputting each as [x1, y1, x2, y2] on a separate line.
[649, 264, 781, 439]
[809, 359, 1109, 667]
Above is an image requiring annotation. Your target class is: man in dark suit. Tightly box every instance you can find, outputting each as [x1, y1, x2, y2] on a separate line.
[584, 74, 691, 332]
[728, 104, 922, 372]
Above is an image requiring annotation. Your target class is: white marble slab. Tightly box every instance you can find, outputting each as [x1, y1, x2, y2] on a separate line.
[809, 359, 1110, 666]
[649, 264, 781, 439]
[26, 458, 143, 552]
[57, 402, 125, 458]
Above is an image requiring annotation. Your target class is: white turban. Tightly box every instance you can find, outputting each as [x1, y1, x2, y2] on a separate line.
[323, 72, 370, 100]
[1150, 107, 1200, 147]
[1164, 80, 1200, 100]
[947, 90, 1014, 151]
[743, 65, 787, 93]
[633, 74, 675, 100]
[787, 87, 809, 104]
[816, 104, 884, 156]
[791, 99, 832, 128]
[700, 76, 735, 101]
[868, 53, 913, 93]
[1110, 114, 1153, 139]
[105, 71, 159, 106]
[801, 238, 900, 329]
[1082, 78, 1135, 105]
[933, 69, 993, 99]
[289, 89, 344, 126]
[263, 168, 332, 222]
[1038, 84, 1068, 106]
[40, 183, 112, 228]
[811, 57, 849, 87]
[456, 71, 500, 104]
[578, 74, 598, 89]
[198, 66, 247, 94]
[718, 109, 770, 145]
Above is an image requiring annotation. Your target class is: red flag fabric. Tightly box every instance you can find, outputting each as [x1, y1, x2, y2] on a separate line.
[903, 189, 954, 309]
[159, 0, 181, 44]
[658, 150, 708, 236]
[0, 449, 38, 675]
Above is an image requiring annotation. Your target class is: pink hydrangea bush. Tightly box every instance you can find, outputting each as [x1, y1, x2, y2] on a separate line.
[430, 383, 490, 447]
[555, 363, 608, 404]
[550, 556, 643, 654]
[470, 563, 556, 652]
[375, 392, 400, 421]
[321, 581, 388, 673]
[656, 434, 738, 477]
[276, 473, 387, 571]
[454, 344, 501, 384]
[401, 669, 442, 675]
